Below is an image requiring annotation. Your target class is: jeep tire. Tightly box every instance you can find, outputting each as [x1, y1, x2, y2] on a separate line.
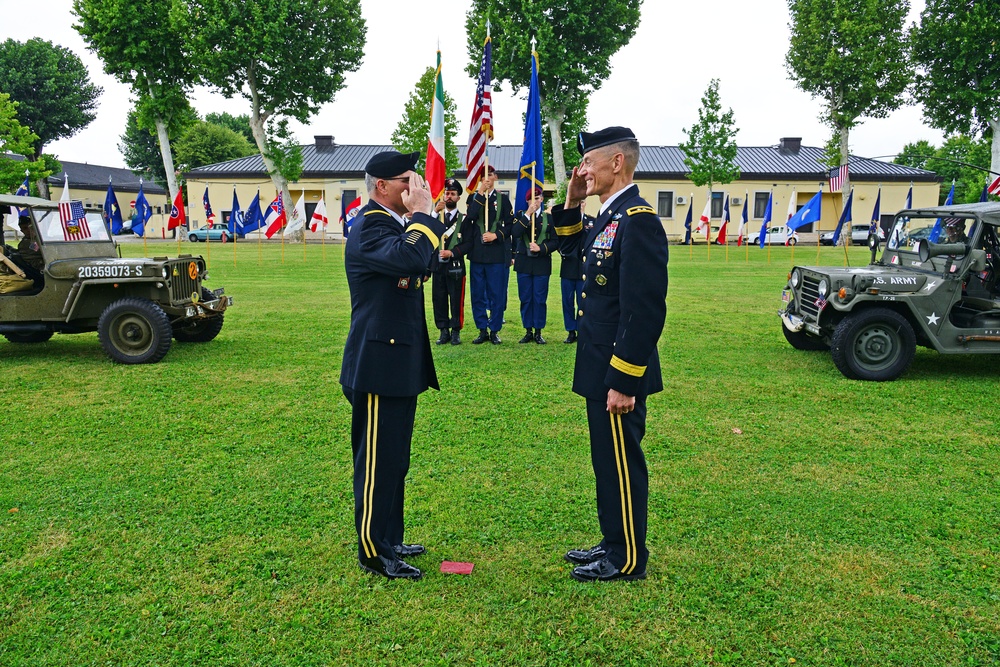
[172, 289, 224, 343]
[781, 323, 829, 351]
[3, 331, 54, 344]
[831, 308, 916, 381]
[98, 298, 172, 364]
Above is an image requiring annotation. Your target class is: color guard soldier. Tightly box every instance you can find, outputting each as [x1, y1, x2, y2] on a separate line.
[430, 178, 467, 345]
[551, 127, 669, 582]
[458, 165, 513, 344]
[512, 189, 559, 343]
[340, 150, 447, 580]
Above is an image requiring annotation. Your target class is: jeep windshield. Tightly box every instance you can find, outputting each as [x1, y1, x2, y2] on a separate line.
[886, 212, 976, 273]
[35, 209, 111, 243]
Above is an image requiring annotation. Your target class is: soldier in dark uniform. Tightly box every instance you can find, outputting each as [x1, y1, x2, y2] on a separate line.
[551, 127, 669, 582]
[458, 165, 513, 344]
[512, 189, 559, 343]
[340, 150, 447, 580]
[429, 179, 467, 345]
[559, 208, 593, 343]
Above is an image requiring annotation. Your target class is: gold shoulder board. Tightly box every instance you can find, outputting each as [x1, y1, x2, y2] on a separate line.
[626, 206, 657, 217]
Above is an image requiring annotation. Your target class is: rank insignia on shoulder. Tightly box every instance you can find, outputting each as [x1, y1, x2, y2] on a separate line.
[398, 277, 410, 289]
[595, 274, 608, 286]
[627, 205, 656, 216]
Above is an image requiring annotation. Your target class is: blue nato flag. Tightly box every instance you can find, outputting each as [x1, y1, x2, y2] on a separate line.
[242, 191, 265, 234]
[132, 181, 152, 237]
[514, 50, 544, 212]
[104, 179, 124, 234]
[786, 189, 822, 231]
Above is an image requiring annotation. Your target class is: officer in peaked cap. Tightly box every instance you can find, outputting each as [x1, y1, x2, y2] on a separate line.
[340, 149, 447, 580]
[550, 126, 669, 582]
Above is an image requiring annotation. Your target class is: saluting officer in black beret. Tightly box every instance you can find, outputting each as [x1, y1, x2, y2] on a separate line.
[551, 127, 669, 582]
[340, 150, 447, 580]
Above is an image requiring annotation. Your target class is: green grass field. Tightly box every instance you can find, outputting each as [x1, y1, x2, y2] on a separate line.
[2, 241, 998, 666]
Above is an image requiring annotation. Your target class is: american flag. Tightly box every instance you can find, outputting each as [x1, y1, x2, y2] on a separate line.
[829, 164, 849, 193]
[58, 200, 91, 240]
[987, 174, 1000, 198]
[203, 187, 216, 227]
[464, 33, 493, 194]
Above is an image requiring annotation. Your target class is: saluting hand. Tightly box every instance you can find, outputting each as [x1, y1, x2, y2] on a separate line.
[402, 173, 434, 215]
[565, 165, 588, 208]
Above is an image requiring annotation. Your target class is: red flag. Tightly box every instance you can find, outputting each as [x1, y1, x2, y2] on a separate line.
[987, 175, 1000, 197]
[167, 190, 185, 230]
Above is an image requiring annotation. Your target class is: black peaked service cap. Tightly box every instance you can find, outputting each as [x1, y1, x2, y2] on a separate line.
[365, 150, 420, 178]
[577, 126, 637, 156]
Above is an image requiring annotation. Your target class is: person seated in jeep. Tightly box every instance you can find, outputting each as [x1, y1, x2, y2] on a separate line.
[0, 230, 35, 293]
[945, 218, 969, 244]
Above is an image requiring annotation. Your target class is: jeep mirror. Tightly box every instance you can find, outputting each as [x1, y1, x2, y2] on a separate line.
[868, 231, 879, 264]
[918, 240, 968, 263]
[968, 248, 987, 273]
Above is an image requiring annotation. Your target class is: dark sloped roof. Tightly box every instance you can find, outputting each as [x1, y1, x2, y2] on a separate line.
[185, 142, 938, 183]
[45, 160, 166, 194]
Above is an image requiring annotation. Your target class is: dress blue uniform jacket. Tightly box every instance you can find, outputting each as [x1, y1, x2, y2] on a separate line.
[340, 202, 447, 397]
[552, 185, 669, 400]
[512, 212, 559, 276]
[457, 191, 513, 264]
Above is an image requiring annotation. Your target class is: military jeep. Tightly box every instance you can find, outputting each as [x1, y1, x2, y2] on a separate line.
[0, 194, 232, 364]
[779, 202, 1000, 381]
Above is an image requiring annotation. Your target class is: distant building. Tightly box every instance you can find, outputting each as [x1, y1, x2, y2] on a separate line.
[184, 135, 939, 242]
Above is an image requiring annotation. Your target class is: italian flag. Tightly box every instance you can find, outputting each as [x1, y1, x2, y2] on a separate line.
[425, 49, 446, 202]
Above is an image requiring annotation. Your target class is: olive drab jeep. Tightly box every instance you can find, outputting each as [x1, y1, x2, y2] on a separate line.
[779, 202, 1000, 381]
[0, 194, 232, 364]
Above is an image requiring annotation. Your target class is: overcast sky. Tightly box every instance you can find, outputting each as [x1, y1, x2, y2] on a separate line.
[4, 0, 943, 170]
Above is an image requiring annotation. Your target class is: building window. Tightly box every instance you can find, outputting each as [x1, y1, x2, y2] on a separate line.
[753, 192, 771, 218]
[342, 189, 357, 206]
[711, 192, 724, 218]
[657, 191, 674, 218]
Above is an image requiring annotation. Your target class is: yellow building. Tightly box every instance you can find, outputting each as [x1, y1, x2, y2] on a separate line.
[185, 136, 941, 243]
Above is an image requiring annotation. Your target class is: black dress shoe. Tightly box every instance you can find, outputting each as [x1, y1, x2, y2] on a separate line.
[436, 329, 450, 345]
[518, 329, 534, 344]
[570, 557, 645, 582]
[472, 329, 489, 344]
[392, 543, 426, 557]
[563, 330, 577, 344]
[564, 544, 607, 565]
[534, 330, 546, 344]
[359, 554, 422, 580]
[489, 331, 502, 344]
[450, 331, 461, 345]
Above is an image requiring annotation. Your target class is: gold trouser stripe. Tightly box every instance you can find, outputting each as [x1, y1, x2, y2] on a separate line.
[611, 355, 646, 377]
[610, 412, 637, 574]
[361, 394, 379, 559]
[406, 223, 440, 248]
[555, 222, 583, 236]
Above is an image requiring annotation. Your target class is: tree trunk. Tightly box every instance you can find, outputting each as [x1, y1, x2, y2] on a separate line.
[990, 118, 1000, 182]
[35, 176, 50, 201]
[839, 124, 851, 245]
[545, 109, 567, 189]
[153, 115, 179, 202]
[247, 90, 296, 242]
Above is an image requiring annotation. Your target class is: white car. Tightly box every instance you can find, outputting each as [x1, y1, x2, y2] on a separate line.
[819, 224, 886, 246]
[749, 225, 800, 246]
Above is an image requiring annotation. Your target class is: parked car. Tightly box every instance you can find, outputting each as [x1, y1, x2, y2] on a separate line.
[778, 203, 1000, 381]
[749, 226, 799, 246]
[819, 224, 886, 245]
[188, 226, 233, 243]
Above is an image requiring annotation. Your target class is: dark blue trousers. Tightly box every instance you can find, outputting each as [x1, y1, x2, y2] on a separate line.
[561, 277, 584, 332]
[469, 261, 507, 332]
[517, 272, 549, 330]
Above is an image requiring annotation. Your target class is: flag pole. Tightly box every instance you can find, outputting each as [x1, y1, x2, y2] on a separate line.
[705, 194, 711, 262]
[744, 192, 750, 263]
[689, 194, 694, 259]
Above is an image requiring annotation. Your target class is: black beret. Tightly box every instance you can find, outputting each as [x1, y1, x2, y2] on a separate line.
[577, 126, 637, 156]
[365, 150, 420, 178]
[444, 178, 462, 194]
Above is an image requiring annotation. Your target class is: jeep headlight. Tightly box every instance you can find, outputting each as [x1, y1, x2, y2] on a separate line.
[818, 278, 829, 298]
[790, 269, 801, 288]
[161, 267, 168, 279]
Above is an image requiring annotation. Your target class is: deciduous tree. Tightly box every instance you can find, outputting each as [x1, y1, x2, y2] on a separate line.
[786, 0, 911, 205]
[391, 66, 461, 177]
[74, 0, 195, 201]
[180, 0, 366, 234]
[679, 79, 740, 202]
[205, 112, 255, 144]
[175, 121, 257, 172]
[0, 93, 56, 194]
[0, 38, 100, 198]
[465, 0, 640, 189]
[910, 1, 1000, 182]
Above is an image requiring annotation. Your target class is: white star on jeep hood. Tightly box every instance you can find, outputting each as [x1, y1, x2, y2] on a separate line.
[926, 312, 940, 325]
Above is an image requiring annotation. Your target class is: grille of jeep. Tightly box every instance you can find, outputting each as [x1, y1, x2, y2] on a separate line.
[168, 259, 202, 304]
[797, 274, 823, 322]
